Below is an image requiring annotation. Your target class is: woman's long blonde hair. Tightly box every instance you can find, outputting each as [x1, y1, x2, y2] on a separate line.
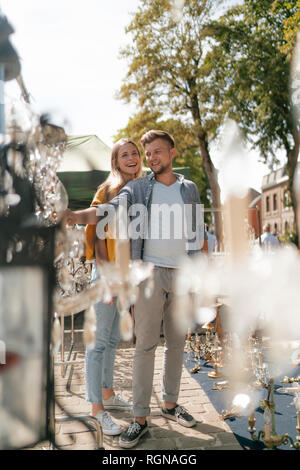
[97, 138, 142, 203]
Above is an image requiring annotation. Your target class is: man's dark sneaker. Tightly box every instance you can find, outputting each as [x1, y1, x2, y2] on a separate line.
[161, 404, 197, 427]
[118, 420, 148, 448]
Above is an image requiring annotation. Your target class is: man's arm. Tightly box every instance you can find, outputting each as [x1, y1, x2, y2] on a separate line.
[65, 207, 98, 225]
[105, 183, 133, 211]
[64, 182, 134, 227]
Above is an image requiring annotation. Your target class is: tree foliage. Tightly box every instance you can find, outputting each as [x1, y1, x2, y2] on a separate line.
[117, 0, 299, 242]
[118, 0, 225, 136]
[272, 0, 300, 58]
[118, 0, 224, 241]
[205, 0, 295, 160]
[113, 109, 212, 214]
[205, 0, 300, 232]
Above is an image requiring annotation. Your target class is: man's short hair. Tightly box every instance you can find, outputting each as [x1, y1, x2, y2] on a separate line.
[264, 223, 271, 232]
[140, 129, 175, 149]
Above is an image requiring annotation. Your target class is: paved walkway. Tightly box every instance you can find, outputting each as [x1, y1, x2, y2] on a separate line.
[33, 339, 242, 451]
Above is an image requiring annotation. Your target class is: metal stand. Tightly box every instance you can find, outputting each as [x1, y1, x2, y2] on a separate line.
[55, 312, 84, 378]
[55, 414, 104, 450]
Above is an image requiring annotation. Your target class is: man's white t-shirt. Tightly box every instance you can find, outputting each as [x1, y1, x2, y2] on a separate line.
[143, 181, 187, 268]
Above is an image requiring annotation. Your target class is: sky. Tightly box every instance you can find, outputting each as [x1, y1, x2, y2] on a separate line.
[0, 0, 272, 192]
[1, 0, 140, 143]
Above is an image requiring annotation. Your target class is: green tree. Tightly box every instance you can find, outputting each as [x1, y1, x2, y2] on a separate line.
[113, 109, 212, 213]
[117, 0, 224, 244]
[205, 0, 300, 236]
[272, 0, 300, 58]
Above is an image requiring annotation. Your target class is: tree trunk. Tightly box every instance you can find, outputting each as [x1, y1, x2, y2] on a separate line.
[189, 89, 224, 248]
[197, 133, 224, 249]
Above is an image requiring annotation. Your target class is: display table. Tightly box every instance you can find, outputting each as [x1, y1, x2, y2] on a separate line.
[184, 354, 300, 451]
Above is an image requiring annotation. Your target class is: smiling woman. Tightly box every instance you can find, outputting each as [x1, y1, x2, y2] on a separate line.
[82, 137, 142, 434]
[117, 142, 141, 180]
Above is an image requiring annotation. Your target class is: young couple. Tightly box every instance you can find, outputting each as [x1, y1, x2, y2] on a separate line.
[66, 130, 208, 449]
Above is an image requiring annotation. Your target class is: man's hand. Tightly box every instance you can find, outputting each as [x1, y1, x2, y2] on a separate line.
[64, 206, 98, 225]
[64, 208, 77, 227]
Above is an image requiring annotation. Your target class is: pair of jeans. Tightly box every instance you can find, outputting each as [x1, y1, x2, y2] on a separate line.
[85, 264, 120, 403]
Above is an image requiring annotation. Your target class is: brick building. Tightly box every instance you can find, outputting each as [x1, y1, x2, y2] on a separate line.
[248, 188, 262, 238]
[261, 166, 295, 235]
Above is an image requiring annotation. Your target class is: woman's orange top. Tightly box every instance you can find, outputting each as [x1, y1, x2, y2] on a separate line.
[85, 186, 115, 262]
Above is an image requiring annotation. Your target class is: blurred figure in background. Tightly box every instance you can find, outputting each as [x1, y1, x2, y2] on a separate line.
[206, 224, 217, 255]
[259, 223, 280, 250]
[272, 228, 280, 241]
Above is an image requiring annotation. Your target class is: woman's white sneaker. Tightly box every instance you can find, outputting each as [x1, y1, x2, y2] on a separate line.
[96, 410, 122, 435]
[103, 394, 133, 411]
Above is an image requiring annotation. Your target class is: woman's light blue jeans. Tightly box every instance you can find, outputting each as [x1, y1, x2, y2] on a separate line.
[85, 264, 120, 403]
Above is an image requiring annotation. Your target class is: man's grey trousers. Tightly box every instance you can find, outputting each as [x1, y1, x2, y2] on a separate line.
[132, 266, 186, 417]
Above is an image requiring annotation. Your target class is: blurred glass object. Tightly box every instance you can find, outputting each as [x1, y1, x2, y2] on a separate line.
[170, 0, 185, 23]
[0, 266, 50, 449]
[218, 119, 252, 201]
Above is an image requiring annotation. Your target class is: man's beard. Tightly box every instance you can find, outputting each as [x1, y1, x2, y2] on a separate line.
[152, 165, 164, 174]
[151, 162, 170, 175]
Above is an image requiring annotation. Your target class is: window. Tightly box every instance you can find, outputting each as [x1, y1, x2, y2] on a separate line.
[273, 194, 277, 211]
[283, 190, 291, 208]
[266, 196, 270, 213]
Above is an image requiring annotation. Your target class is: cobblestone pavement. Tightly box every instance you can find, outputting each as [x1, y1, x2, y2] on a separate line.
[32, 338, 242, 451]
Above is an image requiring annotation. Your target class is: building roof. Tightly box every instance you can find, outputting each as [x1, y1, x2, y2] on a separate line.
[262, 165, 288, 189]
[249, 194, 261, 208]
[248, 187, 260, 201]
[247, 187, 261, 208]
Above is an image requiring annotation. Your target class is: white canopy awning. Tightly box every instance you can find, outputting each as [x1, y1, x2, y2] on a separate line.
[58, 134, 112, 172]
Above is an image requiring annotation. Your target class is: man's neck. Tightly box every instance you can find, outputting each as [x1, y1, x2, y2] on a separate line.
[154, 171, 177, 186]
